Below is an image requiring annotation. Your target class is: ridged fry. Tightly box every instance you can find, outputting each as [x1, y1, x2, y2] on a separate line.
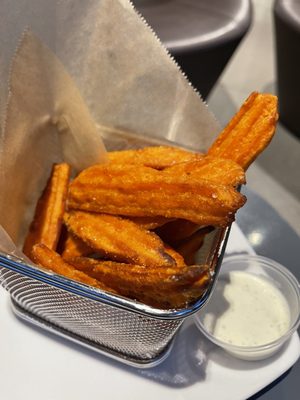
[68, 164, 246, 227]
[208, 92, 278, 170]
[23, 163, 71, 258]
[67, 256, 210, 308]
[64, 211, 176, 267]
[31, 244, 115, 292]
[107, 146, 203, 169]
[164, 156, 246, 186]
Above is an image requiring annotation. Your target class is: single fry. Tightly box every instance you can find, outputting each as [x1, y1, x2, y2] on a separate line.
[164, 156, 246, 186]
[107, 146, 203, 169]
[31, 244, 115, 292]
[67, 256, 210, 308]
[68, 164, 246, 227]
[23, 163, 71, 258]
[208, 92, 278, 170]
[64, 211, 176, 267]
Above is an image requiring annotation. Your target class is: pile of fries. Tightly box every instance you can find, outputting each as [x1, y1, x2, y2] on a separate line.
[23, 92, 278, 309]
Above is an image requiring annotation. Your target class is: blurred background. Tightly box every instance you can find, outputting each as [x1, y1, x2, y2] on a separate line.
[134, 0, 300, 238]
[208, 0, 300, 238]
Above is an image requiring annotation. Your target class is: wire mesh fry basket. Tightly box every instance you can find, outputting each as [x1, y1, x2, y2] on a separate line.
[0, 133, 230, 367]
[0, 230, 229, 367]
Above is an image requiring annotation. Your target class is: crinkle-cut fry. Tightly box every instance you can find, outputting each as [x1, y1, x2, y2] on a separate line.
[126, 216, 172, 230]
[23, 163, 71, 258]
[68, 164, 246, 227]
[176, 226, 214, 265]
[64, 211, 176, 267]
[31, 244, 115, 293]
[61, 232, 94, 260]
[107, 146, 203, 169]
[67, 256, 209, 307]
[208, 92, 278, 170]
[164, 156, 246, 186]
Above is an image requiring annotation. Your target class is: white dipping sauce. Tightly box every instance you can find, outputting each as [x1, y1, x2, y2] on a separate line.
[204, 271, 291, 347]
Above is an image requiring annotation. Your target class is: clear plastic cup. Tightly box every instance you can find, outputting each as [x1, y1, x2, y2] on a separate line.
[194, 255, 300, 360]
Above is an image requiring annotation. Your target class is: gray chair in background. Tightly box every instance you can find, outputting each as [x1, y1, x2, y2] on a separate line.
[133, 0, 252, 99]
[274, 0, 300, 137]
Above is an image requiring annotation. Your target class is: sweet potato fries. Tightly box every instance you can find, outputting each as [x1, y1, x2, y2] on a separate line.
[23, 92, 278, 309]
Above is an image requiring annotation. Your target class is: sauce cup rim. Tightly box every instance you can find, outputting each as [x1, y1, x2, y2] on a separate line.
[194, 254, 300, 354]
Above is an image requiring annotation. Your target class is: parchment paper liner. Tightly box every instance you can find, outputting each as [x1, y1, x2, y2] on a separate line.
[0, 1, 225, 317]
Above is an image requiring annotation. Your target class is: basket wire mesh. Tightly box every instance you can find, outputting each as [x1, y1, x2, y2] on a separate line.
[0, 267, 183, 365]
